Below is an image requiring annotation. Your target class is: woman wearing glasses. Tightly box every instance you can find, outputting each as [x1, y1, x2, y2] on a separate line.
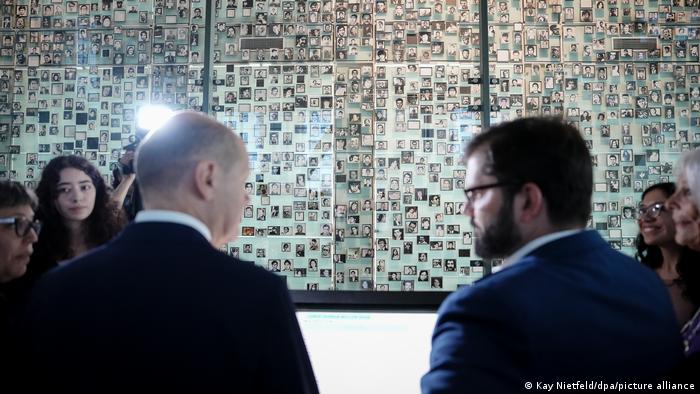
[0, 181, 39, 334]
[636, 182, 699, 326]
[19, 156, 125, 292]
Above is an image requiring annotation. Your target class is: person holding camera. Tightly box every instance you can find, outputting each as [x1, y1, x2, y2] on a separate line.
[112, 144, 140, 220]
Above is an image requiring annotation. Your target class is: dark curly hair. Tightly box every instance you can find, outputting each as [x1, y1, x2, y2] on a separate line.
[635, 182, 700, 306]
[33, 155, 125, 264]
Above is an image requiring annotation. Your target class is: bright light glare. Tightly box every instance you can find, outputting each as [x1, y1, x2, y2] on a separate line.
[136, 105, 175, 132]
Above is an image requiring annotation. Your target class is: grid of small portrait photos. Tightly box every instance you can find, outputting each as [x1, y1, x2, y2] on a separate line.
[485, 0, 700, 253]
[1, 0, 700, 292]
[0, 0, 205, 192]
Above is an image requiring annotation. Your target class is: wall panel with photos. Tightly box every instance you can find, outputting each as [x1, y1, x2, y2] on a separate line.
[0, 0, 699, 291]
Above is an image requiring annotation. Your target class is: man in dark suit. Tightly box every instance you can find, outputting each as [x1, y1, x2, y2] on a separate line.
[15, 112, 318, 393]
[422, 118, 683, 394]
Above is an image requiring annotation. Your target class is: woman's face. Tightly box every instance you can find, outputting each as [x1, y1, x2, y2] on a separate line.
[0, 203, 38, 283]
[667, 174, 700, 250]
[638, 188, 676, 247]
[54, 167, 97, 225]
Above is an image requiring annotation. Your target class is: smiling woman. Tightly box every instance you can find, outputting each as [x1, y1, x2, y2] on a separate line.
[635, 182, 700, 327]
[14, 156, 125, 293]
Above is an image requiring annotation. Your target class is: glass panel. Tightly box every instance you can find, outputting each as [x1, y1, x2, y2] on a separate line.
[489, 0, 700, 255]
[4, 0, 695, 290]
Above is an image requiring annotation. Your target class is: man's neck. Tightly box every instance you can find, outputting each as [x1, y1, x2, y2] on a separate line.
[500, 224, 585, 268]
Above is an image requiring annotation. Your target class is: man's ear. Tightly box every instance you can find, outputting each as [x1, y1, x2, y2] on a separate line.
[516, 182, 545, 222]
[193, 160, 217, 201]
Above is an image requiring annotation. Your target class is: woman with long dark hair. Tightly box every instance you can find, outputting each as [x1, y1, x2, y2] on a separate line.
[636, 182, 700, 326]
[25, 155, 125, 280]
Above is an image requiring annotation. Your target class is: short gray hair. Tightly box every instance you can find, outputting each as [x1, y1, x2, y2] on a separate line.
[677, 148, 700, 209]
[135, 111, 245, 199]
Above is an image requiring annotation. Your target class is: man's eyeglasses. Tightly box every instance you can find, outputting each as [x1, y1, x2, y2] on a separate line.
[463, 182, 515, 205]
[0, 217, 41, 237]
[637, 202, 665, 219]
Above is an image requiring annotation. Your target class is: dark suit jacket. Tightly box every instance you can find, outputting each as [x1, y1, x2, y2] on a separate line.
[15, 222, 318, 394]
[422, 230, 684, 394]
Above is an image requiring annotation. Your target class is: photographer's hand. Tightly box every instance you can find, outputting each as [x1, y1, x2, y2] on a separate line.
[119, 150, 135, 166]
[112, 173, 136, 208]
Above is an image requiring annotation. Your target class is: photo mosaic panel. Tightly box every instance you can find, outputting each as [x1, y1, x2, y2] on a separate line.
[1, 0, 698, 291]
[487, 0, 700, 252]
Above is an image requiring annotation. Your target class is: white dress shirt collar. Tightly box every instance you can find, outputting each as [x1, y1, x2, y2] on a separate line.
[134, 210, 212, 242]
[494, 228, 585, 273]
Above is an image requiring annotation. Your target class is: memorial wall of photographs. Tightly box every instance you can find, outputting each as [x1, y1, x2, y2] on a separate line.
[0, 0, 205, 190]
[1, 0, 699, 291]
[485, 0, 700, 253]
[208, 0, 485, 290]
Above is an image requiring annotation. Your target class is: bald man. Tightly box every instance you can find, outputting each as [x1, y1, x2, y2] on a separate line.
[13, 112, 318, 393]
